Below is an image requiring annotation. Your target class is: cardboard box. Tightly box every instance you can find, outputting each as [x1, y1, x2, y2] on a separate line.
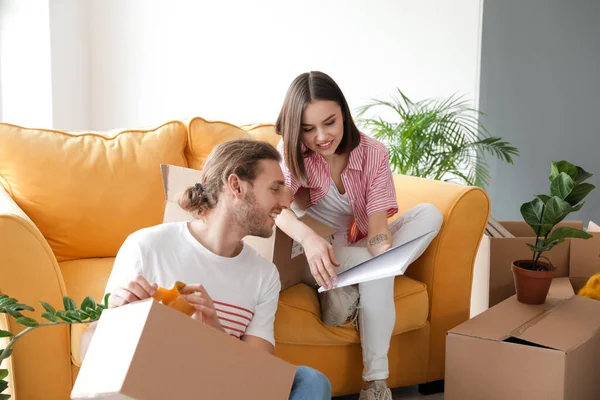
[471, 221, 581, 316]
[71, 299, 296, 399]
[449, 222, 600, 400]
[446, 294, 600, 400]
[161, 164, 336, 291]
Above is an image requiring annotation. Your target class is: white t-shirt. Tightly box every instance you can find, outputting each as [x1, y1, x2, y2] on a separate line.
[104, 222, 281, 346]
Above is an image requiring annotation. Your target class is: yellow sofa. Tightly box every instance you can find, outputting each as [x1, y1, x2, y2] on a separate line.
[0, 118, 489, 399]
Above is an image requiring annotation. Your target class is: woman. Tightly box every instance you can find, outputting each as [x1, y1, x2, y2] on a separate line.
[274, 71, 443, 400]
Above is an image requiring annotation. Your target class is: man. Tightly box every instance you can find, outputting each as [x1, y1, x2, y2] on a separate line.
[80, 139, 332, 399]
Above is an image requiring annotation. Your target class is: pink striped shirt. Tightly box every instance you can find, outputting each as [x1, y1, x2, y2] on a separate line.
[278, 132, 398, 243]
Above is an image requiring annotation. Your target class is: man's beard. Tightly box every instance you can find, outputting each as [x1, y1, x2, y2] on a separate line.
[233, 189, 274, 238]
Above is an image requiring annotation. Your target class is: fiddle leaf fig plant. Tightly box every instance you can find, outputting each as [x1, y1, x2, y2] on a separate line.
[520, 161, 595, 271]
[0, 293, 109, 399]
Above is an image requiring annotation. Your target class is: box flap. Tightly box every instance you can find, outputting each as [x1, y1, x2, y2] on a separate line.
[547, 277, 576, 299]
[569, 231, 600, 279]
[449, 296, 561, 341]
[515, 295, 600, 352]
[501, 221, 583, 238]
[588, 221, 600, 233]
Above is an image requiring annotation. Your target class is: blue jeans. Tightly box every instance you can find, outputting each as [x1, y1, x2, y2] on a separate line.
[289, 366, 331, 400]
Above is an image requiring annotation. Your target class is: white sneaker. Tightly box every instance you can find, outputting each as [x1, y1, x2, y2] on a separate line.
[319, 285, 359, 327]
[359, 381, 392, 400]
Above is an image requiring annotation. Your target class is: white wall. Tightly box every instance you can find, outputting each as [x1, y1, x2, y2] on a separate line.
[0, 0, 53, 127]
[0, 0, 483, 131]
[85, 0, 483, 131]
[479, 0, 600, 225]
[49, 0, 90, 130]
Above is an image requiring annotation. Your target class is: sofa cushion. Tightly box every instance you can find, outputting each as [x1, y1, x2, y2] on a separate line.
[275, 276, 429, 345]
[184, 117, 251, 169]
[240, 123, 281, 148]
[0, 121, 188, 261]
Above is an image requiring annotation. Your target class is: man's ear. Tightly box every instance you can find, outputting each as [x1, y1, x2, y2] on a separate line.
[227, 174, 244, 199]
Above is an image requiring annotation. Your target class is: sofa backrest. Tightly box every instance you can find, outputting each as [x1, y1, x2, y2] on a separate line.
[0, 119, 279, 262]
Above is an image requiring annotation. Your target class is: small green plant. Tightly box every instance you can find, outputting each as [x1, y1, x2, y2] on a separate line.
[0, 293, 109, 399]
[356, 89, 519, 187]
[519, 160, 596, 271]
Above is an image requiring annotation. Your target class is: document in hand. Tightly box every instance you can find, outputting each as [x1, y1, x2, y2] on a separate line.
[317, 230, 438, 293]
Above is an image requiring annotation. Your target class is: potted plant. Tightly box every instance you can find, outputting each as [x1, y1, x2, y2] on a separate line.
[513, 160, 596, 304]
[0, 293, 108, 398]
[356, 89, 519, 187]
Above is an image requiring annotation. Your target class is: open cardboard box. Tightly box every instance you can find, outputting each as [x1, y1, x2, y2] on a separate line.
[472, 221, 583, 316]
[161, 164, 335, 290]
[71, 299, 296, 399]
[447, 222, 600, 400]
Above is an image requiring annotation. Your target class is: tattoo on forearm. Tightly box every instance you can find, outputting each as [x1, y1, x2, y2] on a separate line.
[369, 234, 389, 247]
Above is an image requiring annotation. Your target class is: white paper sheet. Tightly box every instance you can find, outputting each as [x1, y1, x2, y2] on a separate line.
[317, 230, 437, 292]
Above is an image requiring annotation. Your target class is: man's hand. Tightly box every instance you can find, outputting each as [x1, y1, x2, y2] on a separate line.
[181, 284, 224, 332]
[108, 275, 157, 308]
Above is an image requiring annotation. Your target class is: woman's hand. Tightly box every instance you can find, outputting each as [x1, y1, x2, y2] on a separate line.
[302, 233, 339, 289]
[181, 284, 225, 333]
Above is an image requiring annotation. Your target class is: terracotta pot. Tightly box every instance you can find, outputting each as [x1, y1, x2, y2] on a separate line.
[511, 260, 555, 305]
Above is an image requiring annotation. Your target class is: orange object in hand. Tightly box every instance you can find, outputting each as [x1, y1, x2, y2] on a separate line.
[152, 281, 195, 316]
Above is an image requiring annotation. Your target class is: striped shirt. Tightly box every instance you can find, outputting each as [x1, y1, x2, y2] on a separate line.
[214, 300, 254, 339]
[278, 132, 398, 243]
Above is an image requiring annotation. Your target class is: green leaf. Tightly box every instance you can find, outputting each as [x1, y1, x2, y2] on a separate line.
[0, 379, 7, 392]
[12, 304, 34, 312]
[520, 198, 550, 235]
[15, 317, 38, 327]
[0, 370, 7, 380]
[0, 299, 16, 308]
[81, 297, 96, 312]
[575, 166, 593, 183]
[542, 197, 573, 230]
[39, 301, 56, 314]
[63, 297, 77, 311]
[0, 394, 10, 400]
[77, 310, 90, 320]
[565, 183, 595, 206]
[103, 293, 110, 309]
[550, 161, 577, 181]
[4, 309, 22, 319]
[545, 226, 592, 244]
[66, 310, 83, 323]
[41, 312, 58, 323]
[0, 331, 12, 339]
[549, 172, 574, 200]
[56, 311, 74, 323]
[535, 194, 551, 203]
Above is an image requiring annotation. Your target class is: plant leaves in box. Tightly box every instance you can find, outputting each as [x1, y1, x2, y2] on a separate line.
[15, 317, 38, 327]
[63, 297, 77, 312]
[4, 309, 22, 319]
[0, 369, 7, 380]
[0, 380, 7, 392]
[0, 331, 12, 339]
[56, 311, 74, 323]
[66, 310, 83, 323]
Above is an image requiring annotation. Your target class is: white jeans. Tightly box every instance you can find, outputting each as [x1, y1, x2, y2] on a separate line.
[332, 203, 443, 381]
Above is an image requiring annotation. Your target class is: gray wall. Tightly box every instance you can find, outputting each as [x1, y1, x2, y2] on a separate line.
[479, 0, 600, 225]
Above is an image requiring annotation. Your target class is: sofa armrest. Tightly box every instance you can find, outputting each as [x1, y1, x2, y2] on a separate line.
[0, 188, 73, 399]
[392, 175, 489, 382]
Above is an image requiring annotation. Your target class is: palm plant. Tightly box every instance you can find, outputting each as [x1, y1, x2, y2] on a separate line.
[356, 89, 519, 187]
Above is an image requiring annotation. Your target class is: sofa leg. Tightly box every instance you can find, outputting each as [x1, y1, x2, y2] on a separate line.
[418, 380, 444, 395]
